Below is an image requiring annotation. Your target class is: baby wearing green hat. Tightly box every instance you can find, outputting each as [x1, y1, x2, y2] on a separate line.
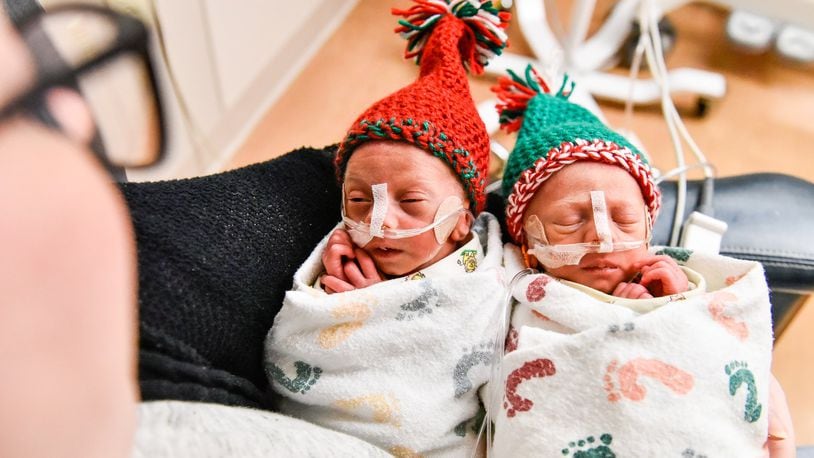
[488, 66, 776, 457]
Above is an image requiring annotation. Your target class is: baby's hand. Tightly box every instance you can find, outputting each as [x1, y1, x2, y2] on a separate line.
[321, 230, 383, 293]
[612, 282, 653, 299]
[342, 248, 384, 289]
[322, 229, 355, 294]
[633, 255, 689, 297]
[323, 228, 354, 275]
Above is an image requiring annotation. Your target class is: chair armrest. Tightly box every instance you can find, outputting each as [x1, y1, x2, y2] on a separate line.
[654, 173, 814, 294]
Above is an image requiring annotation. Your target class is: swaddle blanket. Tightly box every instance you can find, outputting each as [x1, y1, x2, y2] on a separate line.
[492, 246, 772, 457]
[265, 213, 505, 457]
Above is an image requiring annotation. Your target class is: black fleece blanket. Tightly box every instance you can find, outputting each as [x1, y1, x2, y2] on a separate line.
[121, 146, 342, 408]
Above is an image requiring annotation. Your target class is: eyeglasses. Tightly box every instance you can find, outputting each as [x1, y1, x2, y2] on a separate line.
[0, 4, 166, 171]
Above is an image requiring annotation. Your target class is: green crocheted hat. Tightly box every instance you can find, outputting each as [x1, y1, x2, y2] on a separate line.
[335, 0, 510, 214]
[495, 65, 661, 244]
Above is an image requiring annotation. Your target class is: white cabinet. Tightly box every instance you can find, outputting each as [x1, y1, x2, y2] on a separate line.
[103, 0, 357, 181]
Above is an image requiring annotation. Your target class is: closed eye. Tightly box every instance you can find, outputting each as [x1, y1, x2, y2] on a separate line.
[552, 218, 583, 230]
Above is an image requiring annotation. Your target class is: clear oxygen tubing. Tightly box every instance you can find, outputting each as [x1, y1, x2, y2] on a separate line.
[340, 183, 468, 246]
[471, 267, 535, 458]
[521, 191, 651, 269]
[526, 239, 646, 268]
[341, 202, 468, 246]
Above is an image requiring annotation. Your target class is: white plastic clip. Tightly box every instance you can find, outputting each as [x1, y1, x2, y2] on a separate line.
[679, 211, 728, 255]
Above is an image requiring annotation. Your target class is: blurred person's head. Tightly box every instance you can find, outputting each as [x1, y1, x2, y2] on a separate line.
[0, 6, 163, 455]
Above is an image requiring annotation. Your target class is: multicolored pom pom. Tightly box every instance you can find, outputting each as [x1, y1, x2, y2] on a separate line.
[393, 0, 510, 74]
[492, 64, 574, 133]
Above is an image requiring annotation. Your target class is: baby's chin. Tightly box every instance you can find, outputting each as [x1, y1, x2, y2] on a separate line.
[368, 255, 416, 279]
[584, 279, 619, 295]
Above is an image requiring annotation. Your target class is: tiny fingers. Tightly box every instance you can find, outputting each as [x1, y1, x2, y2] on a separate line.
[613, 282, 653, 299]
[321, 275, 355, 294]
[354, 248, 382, 281]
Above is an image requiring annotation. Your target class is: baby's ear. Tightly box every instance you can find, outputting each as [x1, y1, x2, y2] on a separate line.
[449, 211, 473, 243]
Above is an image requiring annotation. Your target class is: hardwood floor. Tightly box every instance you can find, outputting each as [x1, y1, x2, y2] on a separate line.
[230, 0, 814, 445]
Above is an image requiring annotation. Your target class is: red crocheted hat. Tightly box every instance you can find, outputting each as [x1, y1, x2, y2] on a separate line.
[335, 0, 510, 214]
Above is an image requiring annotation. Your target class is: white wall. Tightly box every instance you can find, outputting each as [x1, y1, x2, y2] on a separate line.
[52, 0, 359, 181]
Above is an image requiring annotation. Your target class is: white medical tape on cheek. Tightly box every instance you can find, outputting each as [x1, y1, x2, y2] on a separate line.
[524, 214, 547, 244]
[590, 191, 613, 252]
[369, 183, 388, 237]
[434, 196, 463, 244]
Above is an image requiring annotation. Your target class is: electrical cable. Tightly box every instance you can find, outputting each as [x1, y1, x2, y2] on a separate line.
[654, 162, 716, 183]
[632, 0, 717, 244]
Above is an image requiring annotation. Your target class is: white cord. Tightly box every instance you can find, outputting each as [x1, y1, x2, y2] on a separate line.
[636, 1, 683, 246]
[668, 102, 712, 177]
[654, 162, 716, 183]
[633, 0, 719, 245]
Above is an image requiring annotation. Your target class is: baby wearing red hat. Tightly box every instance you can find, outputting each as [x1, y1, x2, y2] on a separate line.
[265, 2, 509, 455]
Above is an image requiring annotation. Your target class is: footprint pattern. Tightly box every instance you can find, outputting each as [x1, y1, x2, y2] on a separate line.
[389, 445, 422, 458]
[503, 358, 557, 417]
[395, 280, 444, 321]
[453, 343, 493, 398]
[335, 393, 402, 427]
[725, 360, 763, 423]
[505, 325, 518, 353]
[267, 360, 322, 395]
[655, 247, 692, 263]
[526, 276, 551, 302]
[707, 291, 748, 341]
[561, 433, 615, 457]
[608, 322, 635, 333]
[725, 272, 746, 286]
[682, 448, 708, 458]
[604, 358, 694, 402]
[317, 295, 374, 349]
[454, 403, 486, 437]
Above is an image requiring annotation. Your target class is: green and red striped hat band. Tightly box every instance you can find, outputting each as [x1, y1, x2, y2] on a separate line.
[338, 119, 486, 213]
[505, 139, 662, 245]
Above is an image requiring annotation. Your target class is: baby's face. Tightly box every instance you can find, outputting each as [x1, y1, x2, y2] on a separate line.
[343, 141, 470, 276]
[523, 161, 649, 293]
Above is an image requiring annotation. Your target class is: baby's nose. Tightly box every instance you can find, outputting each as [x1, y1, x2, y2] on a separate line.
[380, 205, 400, 231]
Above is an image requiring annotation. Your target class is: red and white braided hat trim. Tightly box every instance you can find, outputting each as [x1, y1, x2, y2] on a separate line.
[506, 139, 662, 244]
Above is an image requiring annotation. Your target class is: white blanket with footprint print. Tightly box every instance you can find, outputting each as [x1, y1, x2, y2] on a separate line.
[492, 246, 772, 457]
[265, 213, 505, 457]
